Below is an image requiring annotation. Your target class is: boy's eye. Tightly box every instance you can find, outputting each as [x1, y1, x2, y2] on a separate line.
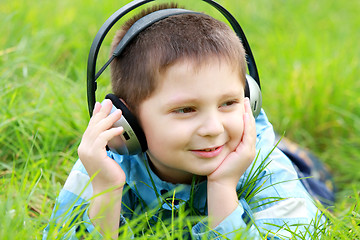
[220, 100, 238, 108]
[173, 107, 195, 114]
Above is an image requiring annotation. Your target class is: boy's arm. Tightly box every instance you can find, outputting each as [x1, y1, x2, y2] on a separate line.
[77, 99, 126, 237]
[43, 159, 133, 240]
[196, 106, 326, 239]
[88, 187, 123, 238]
[206, 98, 256, 228]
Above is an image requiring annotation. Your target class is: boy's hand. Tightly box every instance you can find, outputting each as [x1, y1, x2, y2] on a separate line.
[207, 97, 256, 188]
[78, 99, 126, 193]
[207, 98, 256, 227]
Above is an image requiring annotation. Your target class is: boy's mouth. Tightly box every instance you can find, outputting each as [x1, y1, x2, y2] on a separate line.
[199, 147, 219, 152]
[190, 145, 224, 158]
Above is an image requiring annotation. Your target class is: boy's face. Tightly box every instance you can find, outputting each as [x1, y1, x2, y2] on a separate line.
[137, 58, 246, 184]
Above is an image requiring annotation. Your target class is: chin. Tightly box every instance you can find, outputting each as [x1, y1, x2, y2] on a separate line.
[192, 164, 220, 177]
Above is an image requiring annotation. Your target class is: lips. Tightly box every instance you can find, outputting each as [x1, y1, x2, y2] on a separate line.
[202, 147, 218, 152]
[190, 145, 224, 158]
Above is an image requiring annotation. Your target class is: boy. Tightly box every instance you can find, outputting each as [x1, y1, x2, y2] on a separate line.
[44, 3, 325, 239]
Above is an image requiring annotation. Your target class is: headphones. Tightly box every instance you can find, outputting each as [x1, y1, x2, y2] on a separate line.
[87, 0, 262, 155]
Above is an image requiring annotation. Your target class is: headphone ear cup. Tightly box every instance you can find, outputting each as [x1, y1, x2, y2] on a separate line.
[103, 93, 147, 155]
[245, 74, 262, 118]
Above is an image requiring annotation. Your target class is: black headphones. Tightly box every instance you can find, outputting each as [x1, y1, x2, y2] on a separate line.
[87, 0, 262, 155]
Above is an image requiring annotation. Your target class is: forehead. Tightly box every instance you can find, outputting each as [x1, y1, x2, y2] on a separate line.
[152, 57, 245, 100]
[159, 54, 242, 77]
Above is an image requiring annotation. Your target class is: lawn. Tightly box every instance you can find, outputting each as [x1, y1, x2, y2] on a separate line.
[1, 0, 359, 239]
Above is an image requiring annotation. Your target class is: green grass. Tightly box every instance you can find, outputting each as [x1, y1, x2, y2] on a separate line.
[1, 0, 359, 239]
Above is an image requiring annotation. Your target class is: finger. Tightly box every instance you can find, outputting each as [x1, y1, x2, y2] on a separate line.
[244, 97, 256, 134]
[241, 112, 256, 152]
[97, 99, 114, 118]
[86, 109, 123, 140]
[97, 108, 122, 132]
[94, 126, 124, 148]
[92, 102, 101, 116]
[89, 99, 113, 125]
[236, 102, 256, 153]
[244, 97, 253, 116]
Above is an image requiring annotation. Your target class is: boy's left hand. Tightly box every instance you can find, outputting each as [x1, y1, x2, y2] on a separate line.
[206, 98, 256, 227]
[207, 98, 256, 189]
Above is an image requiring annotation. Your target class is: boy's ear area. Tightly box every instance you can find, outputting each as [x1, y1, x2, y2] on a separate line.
[119, 98, 138, 116]
[119, 98, 129, 108]
[106, 94, 131, 111]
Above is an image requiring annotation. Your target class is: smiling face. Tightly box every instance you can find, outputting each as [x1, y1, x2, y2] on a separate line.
[137, 58, 246, 184]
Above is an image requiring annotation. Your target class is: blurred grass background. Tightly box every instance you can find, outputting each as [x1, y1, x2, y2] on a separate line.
[1, 0, 359, 238]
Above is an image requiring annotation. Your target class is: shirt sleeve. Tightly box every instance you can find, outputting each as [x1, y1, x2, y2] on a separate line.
[191, 110, 325, 239]
[191, 201, 263, 239]
[191, 150, 325, 239]
[245, 148, 326, 239]
[42, 158, 135, 239]
[76, 207, 132, 239]
[42, 159, 99, 239]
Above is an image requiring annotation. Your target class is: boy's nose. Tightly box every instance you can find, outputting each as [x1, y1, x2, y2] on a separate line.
[197, 113, 224, 137]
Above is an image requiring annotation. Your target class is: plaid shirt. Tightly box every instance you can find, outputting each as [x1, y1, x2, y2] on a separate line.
[43, 110, 325, 239]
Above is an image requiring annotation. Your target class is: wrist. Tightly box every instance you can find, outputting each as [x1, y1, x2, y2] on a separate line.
[92, 179, 125, 195]
[207, 177, 238, 191]
[89, 187, 123, 238]
[207, 180, 238, 202]
[207, 181, 239, 228]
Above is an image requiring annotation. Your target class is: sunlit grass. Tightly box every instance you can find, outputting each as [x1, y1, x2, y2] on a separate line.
[1, 0, 359, 239]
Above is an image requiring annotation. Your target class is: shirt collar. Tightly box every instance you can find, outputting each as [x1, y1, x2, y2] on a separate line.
[110, 151, 207, 211]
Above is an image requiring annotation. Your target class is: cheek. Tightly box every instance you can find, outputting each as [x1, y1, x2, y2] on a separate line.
[144, 124, 190, 169]
[143, 119, 190, 153]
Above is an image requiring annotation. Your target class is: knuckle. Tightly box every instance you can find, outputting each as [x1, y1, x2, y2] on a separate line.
[77, 145, 86, 159]
[78, 143, 92, 161]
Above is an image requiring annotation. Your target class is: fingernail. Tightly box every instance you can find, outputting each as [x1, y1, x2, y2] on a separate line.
[244, 98, 250, 107]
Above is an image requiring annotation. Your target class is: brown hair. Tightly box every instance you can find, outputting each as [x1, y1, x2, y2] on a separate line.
[110, 3, 246, 114]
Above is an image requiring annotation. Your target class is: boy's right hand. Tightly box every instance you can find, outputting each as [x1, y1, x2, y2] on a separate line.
[78, 99, 126, 193]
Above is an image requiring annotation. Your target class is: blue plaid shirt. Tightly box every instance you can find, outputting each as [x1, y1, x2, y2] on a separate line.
[43, 109, 325, 239]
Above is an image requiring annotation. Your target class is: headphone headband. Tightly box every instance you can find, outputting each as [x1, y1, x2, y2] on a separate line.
[87, 0, 260, 116]
[93, 9, 200, 85]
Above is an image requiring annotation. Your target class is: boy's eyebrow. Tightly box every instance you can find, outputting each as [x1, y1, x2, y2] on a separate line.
[219, 92, 244, 99]
[163, 96, 199, 108]
[163, 91, 244, 108]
